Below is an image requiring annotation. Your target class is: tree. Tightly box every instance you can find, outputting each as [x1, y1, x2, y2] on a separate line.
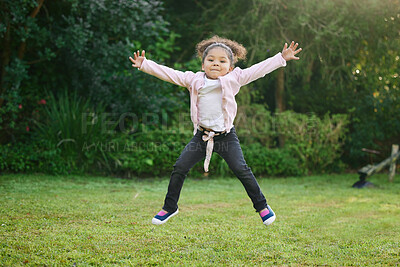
[0, 0, 182, 143]
[188, 0, 400, 159]
[345, 12, 400, 164]
[196, 0, 399, 114]
[0, 0, 49, 143]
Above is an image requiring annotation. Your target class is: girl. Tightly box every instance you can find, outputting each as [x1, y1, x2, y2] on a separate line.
[129, 36, 301, 226]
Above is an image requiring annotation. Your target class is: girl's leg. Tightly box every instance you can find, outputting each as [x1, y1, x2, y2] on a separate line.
[162, 130, 206, 213]
[214, 128, 267, 212]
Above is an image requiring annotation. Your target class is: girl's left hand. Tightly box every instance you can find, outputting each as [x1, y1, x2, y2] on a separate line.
[129, 50, 146, 69]
[281, 41, 302, 61]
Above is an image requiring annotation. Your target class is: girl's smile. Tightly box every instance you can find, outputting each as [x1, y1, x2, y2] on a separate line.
[202, 47, 233, 79]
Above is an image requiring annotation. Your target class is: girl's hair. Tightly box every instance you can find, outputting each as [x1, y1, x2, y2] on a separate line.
[196, 35, 247, 66]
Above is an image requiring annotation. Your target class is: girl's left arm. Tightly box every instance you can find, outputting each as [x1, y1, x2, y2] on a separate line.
[237, 41, 302, 86]
[237, 52, 287, 86]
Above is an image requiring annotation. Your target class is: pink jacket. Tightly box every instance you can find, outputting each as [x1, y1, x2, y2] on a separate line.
[139, 52, 287, 134]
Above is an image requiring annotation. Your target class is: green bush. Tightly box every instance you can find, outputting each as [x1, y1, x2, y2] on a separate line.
[276, 111, 349, 173]
[34, 91, 116, 173]
[235, 103, 277, 147]
[0, 140, 69, 175]
[111, 110, 349, 177]
[233, 103, 349, 174]
[205, 144, 304, 178]
[242, 144, 305, 177]
[1, 91, 120, 175]
[5, 104, 348, 176]
[113, 127, 193, 177]
[113, 126, 305, 177]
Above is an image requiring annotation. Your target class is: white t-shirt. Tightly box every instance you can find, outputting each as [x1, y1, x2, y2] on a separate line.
[198, 77, 225, 131]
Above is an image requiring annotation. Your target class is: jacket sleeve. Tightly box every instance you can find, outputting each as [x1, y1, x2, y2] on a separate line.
[236, 52, 287, 86]
[139, 58, 194, 89]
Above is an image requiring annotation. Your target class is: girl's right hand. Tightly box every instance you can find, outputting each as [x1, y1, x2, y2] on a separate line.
[129, 50, 146, 69]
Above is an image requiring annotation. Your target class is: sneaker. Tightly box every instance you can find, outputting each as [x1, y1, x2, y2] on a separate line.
[152, 209, 179, 225]
[260, 205, 276, 226]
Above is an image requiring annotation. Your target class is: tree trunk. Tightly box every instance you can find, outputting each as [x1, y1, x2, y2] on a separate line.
[276, 68, 285, 147]
[305, 60, 314, 84]
[275, 68, 285, 112]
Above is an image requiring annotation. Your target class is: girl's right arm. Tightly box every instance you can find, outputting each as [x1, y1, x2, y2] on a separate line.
[129, 50, 193, 88]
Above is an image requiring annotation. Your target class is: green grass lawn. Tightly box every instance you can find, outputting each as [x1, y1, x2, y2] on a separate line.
[1, 173, 399, 266]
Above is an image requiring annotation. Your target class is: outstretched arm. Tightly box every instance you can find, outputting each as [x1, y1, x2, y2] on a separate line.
[128, 50, 195, 89]
[236, 41, 302, 87]
[281, 41, 302, 61]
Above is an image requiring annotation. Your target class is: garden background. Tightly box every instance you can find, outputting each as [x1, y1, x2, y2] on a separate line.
[1, 1, 400, 266]
[1, 0, 400, 177]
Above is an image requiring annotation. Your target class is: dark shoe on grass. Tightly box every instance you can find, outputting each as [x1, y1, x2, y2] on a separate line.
[152, 209, 179, 225]
[260, 205, 276, 226]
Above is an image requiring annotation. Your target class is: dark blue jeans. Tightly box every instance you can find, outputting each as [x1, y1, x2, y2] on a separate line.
[162, 127, 268, 213]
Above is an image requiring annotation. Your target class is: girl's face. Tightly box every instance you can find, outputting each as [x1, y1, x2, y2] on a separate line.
[202, 47, 233, 79]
